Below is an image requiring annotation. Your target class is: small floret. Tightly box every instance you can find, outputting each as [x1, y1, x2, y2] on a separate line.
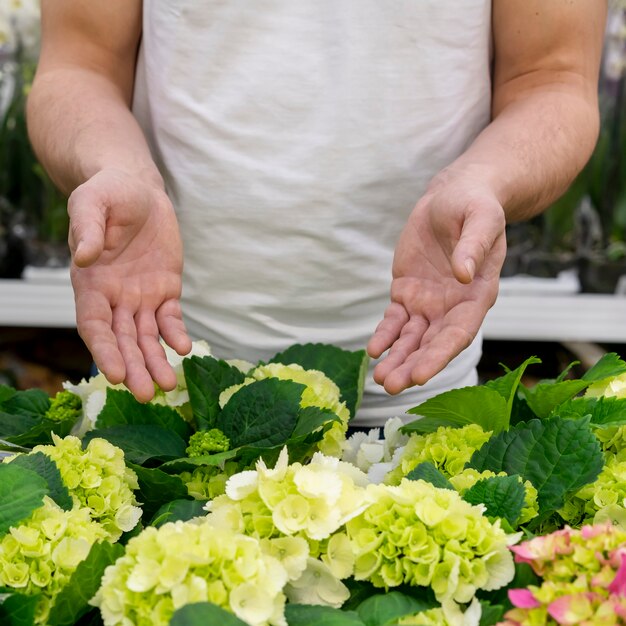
[186, 428, 231, 457]
[44, 390, 82, 423]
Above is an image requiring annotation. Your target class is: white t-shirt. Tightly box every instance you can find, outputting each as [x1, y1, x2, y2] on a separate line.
[133, 0, 493, 426]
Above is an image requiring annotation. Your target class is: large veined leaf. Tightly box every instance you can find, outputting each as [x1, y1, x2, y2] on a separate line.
[170, 603, 248, 626]
[520, 379, 590, 419]
[216, 378, 304, 448]
[484, 356, 541, 418]
[83, 425, 187, 465]
[552, 396, 626, 426]
[183, 356, 246, 430]
[356, 591, 437, 626]
[291, 406, 340, 439]
[468, 416, 603, 517]
[582, 352, 626, 382]
[96, 389, 191, 440]
[46, 541, 124, 626]
[461, 475, 526, 526]
[158, 449, 239, 474]
[0, 464, 48, 536]
[269, 343, 369, 418]
[150, 499, 209, 527]
[10, 452, 72, 511]
[1, 388, 50, 418]
[404, 462, 454, 491]
[285, 604, 365, 626]
[129, 464, 190, 520]
[403, 386, 509, 434]
[0, 591, 40, 626]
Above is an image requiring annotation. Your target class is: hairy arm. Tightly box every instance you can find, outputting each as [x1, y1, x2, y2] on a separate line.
[28, 1, 191, 400]
[369, 0, 606, 393]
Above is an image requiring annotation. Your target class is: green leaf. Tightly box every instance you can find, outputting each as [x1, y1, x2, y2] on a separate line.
[129, 464, 190, 520]
[403, 386, 508, 434]
[404, 462, 454, 490]
[170, 602, 249, 626]
[291, 406, 340, 439]
[554, 396, 626, 426]
[356, 590, 435, 626]
[83, 425, 187, 465]
[183, 356, 245, 430]
[6, 417, 76, 447]
[0, 591, 39, 626]
[484, 357, 541, 418]
[468, 416, 604, 517]
[479, 601, 506, 626]
[521, 380, 590, 419]
[158, 449, 239, 474]
[0, 439, 31, 454]
[270, 343, 369, 418]
[47, 541, 124, 626]
[1, 389, 50, 418]
[0, 464, 48, 535]
[150, 499, 209, 527]
[0, 411, 40, 438]
[216, 378, 304, 448]
[509, 394, 539, 426]
[10, 452, 72, 510]
[285, 604, 365, 626]
[96, 389, 191, 440]
[0, 385, 17, 403]
[462, 475, 526, 526]
[582, 352, 626, 382]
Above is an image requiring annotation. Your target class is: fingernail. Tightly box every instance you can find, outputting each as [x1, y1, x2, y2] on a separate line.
[464, 259, 475, 280]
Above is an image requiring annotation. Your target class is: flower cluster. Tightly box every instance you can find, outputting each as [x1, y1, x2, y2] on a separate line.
[32, 434, 141, 541]
[92, 520, 288, 626]
[559, 457, 626, 528]
[595, 425, 626, 463]
[44, 389, 82, 423]
[345, 479, 519, 604]
[399, 598, 482, 626]
[180, 463, 236, 501]
[0, 496, 108, 624]
[186, 428, 230, 457]
[385, 424, 492, 485]
[502, 523, 626, 625]
[220, 362, 351, 457]
[449, 468, 539, 526]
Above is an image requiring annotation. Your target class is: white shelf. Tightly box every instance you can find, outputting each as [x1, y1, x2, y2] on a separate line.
[2, 269, 626, 342]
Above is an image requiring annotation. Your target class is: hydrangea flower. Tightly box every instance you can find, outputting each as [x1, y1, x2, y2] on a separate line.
[92, 520, 288, 626]
[220, 363, 351, 457]
[398, 597, 482, 626]
[586, 373, 626, 400]
[0, 496, 108, 624]
[180, 463, 237, 500]
[559, 457, 626, 528]
[594, 425, 626, 463]
[30, 434, 141, 541]
[503, 523, 626, 625]
[345, 479, 519, 605]
[449, 468, 539, 526]
[385, 424, 492, 485]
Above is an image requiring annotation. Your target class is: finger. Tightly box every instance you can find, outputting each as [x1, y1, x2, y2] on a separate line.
[67, 184, 107, 267]
[372, 316, 429, 384]
[136, 308, 177, 391]
[450, 200, 506, 284]
[157, 299, 192, 356]
[74, 288, 125, 385]
[367, 303, 410, 358]
[112, 307, 155, 402]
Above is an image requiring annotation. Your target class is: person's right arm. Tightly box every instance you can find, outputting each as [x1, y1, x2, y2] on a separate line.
[28, 0, 192, 401]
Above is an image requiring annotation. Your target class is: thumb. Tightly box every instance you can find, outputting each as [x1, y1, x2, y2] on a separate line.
[67, 182, 108, 267]
[450, 198, 506, 284]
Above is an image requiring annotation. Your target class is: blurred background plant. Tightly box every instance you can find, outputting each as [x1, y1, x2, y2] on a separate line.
[0, 0, 68, 277]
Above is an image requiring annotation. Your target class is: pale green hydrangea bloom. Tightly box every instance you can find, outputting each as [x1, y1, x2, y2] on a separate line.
[559, 457, 626, 528]
[180, 463, 238, 500]
[345, 479, 520, 606]
[220, 363, 351, 457]
[398, 597, 482, 626]
[586, 373, 626, 400]
[385, 424, 492, 485]
[449, 468, 539, 526]
[594, 424, 626, 463]
[30, 434, 141, 541]
[0, 496, 108, 624]
[92, 520, 289, 626]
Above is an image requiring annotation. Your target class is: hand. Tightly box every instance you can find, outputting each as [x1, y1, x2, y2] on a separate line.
[367, 174, 507, 394]
[68, 168, 192, 401]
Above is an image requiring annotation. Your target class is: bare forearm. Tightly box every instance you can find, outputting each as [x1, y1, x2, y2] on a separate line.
[27, 67, 163, 196]
[435, 84, 599, 223]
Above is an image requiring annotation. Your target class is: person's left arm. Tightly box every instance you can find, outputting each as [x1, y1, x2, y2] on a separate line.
[369, 0, 607, 394]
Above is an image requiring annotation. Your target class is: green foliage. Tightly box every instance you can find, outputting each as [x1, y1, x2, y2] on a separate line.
[404, 462, 454, 490]
[285, 604, 365, 626]
[0, 463, 47, 535]
[553, 395, 626, 426]
[150, 499, 209, 527]
[520, 379, 590, 419]
[44, 391, 81, 424]
[356, 591, 437, 626]
[0, 591, 39, 626]
[582, 352, 626, 381]
[461, 475, 526, 526]
[129, 464, 190, 520]
[186, 428, 230, 457]
[170, 603, 249, 626]
[269, 342, 369, 418]
[468, 416, 604, 521]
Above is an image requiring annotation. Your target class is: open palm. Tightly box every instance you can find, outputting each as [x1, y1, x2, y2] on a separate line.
[68, 169, 191, 401]
[368, 185, 507, 394]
